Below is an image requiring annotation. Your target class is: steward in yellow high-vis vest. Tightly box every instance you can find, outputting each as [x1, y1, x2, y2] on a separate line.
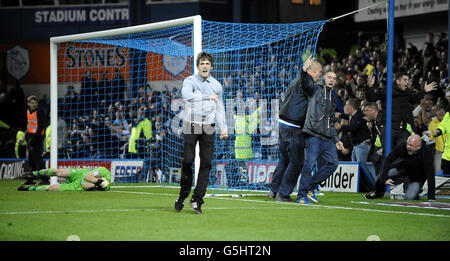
[435, 112, 450, 174]
[128, 107, 152, 157]
[45, 125, 51, 155]
[430, 117, 446, 153]
[234, 107, 259, 160]
[15, 130, 27, 158]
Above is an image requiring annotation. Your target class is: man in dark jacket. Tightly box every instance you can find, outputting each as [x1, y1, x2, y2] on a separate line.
[341, 98, 372, 176]
[362, 102, 386, 175]
[296, 68, 344, 204]
[23, 95, 49, 185]
[390, 72, 437, 147]
[364, 134, 435, 200]
[268, 57, 321, 201]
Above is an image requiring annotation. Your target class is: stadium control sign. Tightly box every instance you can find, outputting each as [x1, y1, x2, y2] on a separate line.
[33, 6, 129, 25]
[6, 45, 30, 80]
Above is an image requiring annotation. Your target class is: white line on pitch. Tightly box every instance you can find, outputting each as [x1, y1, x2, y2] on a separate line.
[10, 190, 442, 218]
[211, 195, 450, 218]
[111, 190, 450, 218]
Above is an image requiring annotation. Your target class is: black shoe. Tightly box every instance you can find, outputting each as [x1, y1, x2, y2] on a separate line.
[21, 178, 36, 186]
[38, 180, 50, 186]
[275, 194, 294, 202]
[174, 197, 185, 212]
[364, 191, 384, 199]
[17, 185, 30, 191]
[267, 190, 276, 199]
[189, 199, 202, 214]
[20, 172, 35, 180]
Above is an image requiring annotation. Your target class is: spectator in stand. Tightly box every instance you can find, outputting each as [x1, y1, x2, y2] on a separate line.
[110, 69, 127, 102]
[362, 102, 386, 175]
[335, 114, 352, 161]
[341, 98, 372, 176]
[63, 85, 80, 120]
[355, 87, 367, 105]
[80, 71, 95, 103]
[8, 81, 26, 129]
[390, 72, 438, 148]
[413, 94, 435, 134]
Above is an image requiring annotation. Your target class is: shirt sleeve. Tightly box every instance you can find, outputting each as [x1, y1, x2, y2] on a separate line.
[215, 86, 227, 132]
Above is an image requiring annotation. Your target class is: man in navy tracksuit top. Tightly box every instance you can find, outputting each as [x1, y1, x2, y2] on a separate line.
[268, 57, 323, 201]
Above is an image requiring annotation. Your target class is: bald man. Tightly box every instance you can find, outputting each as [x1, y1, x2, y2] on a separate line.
[268, 57, 320, 201]
[365, 134, 435, 200]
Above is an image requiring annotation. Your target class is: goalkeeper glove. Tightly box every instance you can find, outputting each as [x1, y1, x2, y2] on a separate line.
[95, 178, 109, 189]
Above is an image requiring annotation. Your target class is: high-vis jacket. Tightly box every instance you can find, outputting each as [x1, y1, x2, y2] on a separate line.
[234, 108, 259, 159]
[27, 109, 45, 135]
[15, 130, 27, 158]
[437, 112, 450, 161]
[45, 125, 51, 152]
[128, 118, 152, 154]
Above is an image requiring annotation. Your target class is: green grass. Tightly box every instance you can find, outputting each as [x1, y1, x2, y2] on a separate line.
[1, 179, 449, 241]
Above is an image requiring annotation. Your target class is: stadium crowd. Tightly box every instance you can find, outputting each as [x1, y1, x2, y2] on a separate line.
[0, 31, 448, 180]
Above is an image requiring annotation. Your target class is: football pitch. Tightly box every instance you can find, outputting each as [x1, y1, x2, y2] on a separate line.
[1, 179, 449, 241]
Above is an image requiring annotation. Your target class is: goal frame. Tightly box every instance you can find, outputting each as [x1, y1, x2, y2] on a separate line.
[49, 15, 203, 185]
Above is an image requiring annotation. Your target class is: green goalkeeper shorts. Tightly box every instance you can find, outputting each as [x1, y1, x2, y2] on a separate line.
[58, 167, 111, 191]
[58, 168, 90, 191]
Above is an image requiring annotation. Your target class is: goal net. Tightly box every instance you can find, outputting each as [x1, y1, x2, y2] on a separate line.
[50, 16, 326, 193]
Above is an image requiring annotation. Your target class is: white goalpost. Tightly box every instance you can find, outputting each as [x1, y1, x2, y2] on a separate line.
[49, 15, 326, 194]
[49, 15, 203, 185]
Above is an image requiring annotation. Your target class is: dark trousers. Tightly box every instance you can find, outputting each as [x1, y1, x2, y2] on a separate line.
[270, 124, 305, 197]
[374, 163, 424, 200]
[374, 158, 414, 195]
[27, 140, 48, 182]
[442, 158, 450, 175]
[179, 123, 215, 204]
[27, 142, 45, 171]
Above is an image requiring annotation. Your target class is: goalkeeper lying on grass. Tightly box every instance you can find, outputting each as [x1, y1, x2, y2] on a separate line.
[17, 167, 111, 192]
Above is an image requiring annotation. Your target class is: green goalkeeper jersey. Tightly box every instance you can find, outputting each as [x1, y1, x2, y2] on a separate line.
[61, 167, 111, 191]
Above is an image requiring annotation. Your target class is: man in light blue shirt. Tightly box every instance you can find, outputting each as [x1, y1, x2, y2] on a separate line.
[174, 52, 228, 214]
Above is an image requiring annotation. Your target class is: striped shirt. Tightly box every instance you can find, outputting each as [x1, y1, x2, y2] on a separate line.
[181, 74, 227, 132]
